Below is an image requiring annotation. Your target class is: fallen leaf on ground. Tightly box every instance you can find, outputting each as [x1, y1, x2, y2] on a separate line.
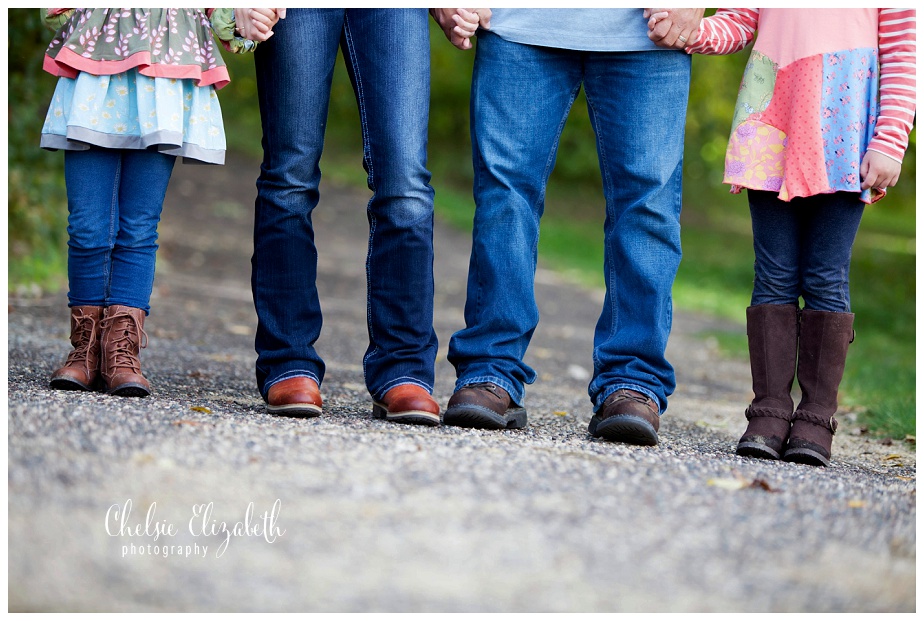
[708, 476, 779, 492]
[553, 411, 568, 417]
[848, 499, 867, 508]
[190, 406, 212, 414]
[884, 454, 903, 461]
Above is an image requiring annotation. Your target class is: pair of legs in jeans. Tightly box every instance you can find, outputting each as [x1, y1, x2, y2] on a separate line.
[251, 9, 438, 421]
[445, 31, 691, 441]
[738, 190, 863, 466]
[51, 147, 175, 396]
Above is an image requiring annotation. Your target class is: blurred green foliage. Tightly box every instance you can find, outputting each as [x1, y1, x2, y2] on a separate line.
[8, 11, 915, 437]
[8, 9, 69, 292]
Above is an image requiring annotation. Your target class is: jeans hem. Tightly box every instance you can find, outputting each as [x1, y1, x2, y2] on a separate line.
[262, 369, 322, 401]
[372, 376, 433, 402]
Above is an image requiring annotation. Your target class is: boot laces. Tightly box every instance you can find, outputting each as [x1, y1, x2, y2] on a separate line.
[64, 313, 98, 371]
[102, 310, 148, 373]
[467, 382, 505, 400]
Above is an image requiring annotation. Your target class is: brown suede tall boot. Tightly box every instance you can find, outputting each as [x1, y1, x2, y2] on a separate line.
[736, 304, 799, 460]
[100, 305, 151, 397]
[50, 305, 104, 391]
[783, 309, 854, 467]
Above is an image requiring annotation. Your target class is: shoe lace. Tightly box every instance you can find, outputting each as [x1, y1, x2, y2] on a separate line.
[64, 312, 99, 371]
[467, 382, 505, 399]
[607, 389, 652, 407]
[101, 310, 148, 373]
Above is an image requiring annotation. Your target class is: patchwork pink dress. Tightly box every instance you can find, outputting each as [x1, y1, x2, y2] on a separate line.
[688, 9, 916, 204]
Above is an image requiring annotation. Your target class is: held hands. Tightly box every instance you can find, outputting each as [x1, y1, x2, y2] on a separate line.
[860, 150, 901, 193]
[234, 8, 286, 42]
[431, 8, 492, 50]
[643, 8, 704, 49]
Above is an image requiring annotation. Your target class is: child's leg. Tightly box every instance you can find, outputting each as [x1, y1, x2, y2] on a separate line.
[108, 149, 177, 312]
[747, 190, 801, 307]
[797, 192, 864, 313]
[63, 148, 123, 307]
[786, 192, 863, 466]
[52, 149, 123, 391]
[736, 190, 802, 459]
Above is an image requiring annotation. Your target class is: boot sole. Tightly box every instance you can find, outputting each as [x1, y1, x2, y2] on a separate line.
[736, 441, 781, 460]
[782, 447, 830, 467]
[50, 377, 92, 392]
[372, 403, 441, 427]
[267, 402, 322, 418]
[443, 404, 527, 430]
[589, 414, 658, 446]
[108, 383, 151, 398]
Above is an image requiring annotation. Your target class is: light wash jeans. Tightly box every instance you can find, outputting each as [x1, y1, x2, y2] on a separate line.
[447, 31, 691, 414]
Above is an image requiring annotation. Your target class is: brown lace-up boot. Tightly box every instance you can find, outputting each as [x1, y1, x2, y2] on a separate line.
[783, 309, 854, 467]
[100, 305, 151, 397]
[50, 305, 104, 391]
[736, 304, 800, 460]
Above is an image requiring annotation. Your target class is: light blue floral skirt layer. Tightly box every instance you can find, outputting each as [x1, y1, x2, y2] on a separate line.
[41, 68, 225, 164]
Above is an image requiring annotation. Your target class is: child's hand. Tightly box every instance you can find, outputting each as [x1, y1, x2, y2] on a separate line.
[234, 8, 285, 42]
[431, 8, 491, 50]
[860, 150, 902, 192]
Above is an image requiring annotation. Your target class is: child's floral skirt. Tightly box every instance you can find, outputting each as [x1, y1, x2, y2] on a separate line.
[41, 69, 226, 164]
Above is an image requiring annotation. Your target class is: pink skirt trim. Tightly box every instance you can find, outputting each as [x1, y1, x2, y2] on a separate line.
[43, 46, 230, 90]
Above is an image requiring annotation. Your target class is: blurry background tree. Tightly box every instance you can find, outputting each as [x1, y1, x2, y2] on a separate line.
[8, 10, 915, 438]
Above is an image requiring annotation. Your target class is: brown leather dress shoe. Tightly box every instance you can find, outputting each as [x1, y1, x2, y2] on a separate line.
[588, 388, 660, 446]
[372, 384, 441, 427]
[266, 377, 322, 418]
[444, 382, 527, 430]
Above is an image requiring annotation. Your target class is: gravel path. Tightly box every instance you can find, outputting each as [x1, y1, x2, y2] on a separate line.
[8, 153, 915, 612]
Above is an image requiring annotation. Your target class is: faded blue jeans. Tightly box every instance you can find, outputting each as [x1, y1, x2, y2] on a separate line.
[748, 190, 865, 312]
[251, 9, 437, 401]
[64, 147, 176, 313]
[447, 31, 690, 414]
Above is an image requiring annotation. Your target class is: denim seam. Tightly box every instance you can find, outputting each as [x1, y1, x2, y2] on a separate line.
[342, 14, 379, 380]
[584, 88, 618, 344]
[103, 154, 121, 306]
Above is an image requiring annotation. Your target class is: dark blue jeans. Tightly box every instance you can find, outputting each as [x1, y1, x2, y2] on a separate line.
[251, 9, 437, 401]
[63, 148, 176, 313]
[447, 31, 691, 414]
[748, 190, 865, 312]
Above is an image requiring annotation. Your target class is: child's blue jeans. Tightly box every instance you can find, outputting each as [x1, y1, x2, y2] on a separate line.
[748, 189, 865, 312]
[64, 148, 176, 313]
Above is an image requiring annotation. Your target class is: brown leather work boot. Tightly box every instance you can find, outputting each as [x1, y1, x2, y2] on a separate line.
[588, 388, 660, 446]
[100, 305, 151, 397]
[266, 376, 323, 418]
[50, 305, 104, 391]
[372, 384, 441, 426]
[444, 382, 528, 429]
[783, 309, 854, 467]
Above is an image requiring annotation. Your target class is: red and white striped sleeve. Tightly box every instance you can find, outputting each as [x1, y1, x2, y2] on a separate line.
[685, 9, 760, 56]
[867, 8, 916, 163]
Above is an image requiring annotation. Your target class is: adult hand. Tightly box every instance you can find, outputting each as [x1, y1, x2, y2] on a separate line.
[860, 150, 901, 191]
[643, 8, 704, 49]
[234, 8, 285, 42]
[430, 8, 491, 50]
